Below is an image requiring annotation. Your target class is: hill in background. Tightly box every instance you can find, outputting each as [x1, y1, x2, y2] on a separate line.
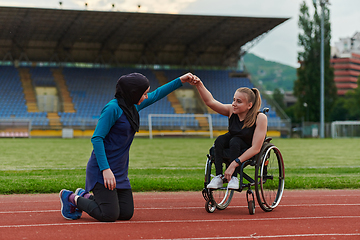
[243, 53, 297, 92]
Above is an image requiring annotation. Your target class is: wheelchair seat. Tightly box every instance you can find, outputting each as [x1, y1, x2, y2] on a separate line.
[207, 137, 273, 167]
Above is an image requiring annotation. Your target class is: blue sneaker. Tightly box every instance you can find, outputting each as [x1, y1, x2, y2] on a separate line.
[59, 189, 82, 220]
[75, 188, 86, 197]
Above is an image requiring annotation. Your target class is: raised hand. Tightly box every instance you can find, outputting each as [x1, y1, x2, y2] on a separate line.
[190, 75, 201, 86]
[179, 72, 195, 83]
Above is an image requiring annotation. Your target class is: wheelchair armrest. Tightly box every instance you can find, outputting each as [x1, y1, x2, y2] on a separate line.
[242, 158, 257, 168]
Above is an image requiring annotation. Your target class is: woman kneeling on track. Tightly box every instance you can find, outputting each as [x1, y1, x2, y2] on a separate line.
[59, 72, 195, 222]
[192, 76, 267, 190]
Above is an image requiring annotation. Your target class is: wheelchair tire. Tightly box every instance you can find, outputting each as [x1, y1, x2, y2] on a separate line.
[204, 157, 234, 210]
[205, 199, 216, 213]
[255, 142, 285, 212]
[248, 200, 255, 215]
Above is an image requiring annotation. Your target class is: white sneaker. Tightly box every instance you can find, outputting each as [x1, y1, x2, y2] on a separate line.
[227, 176, 239, 189]
[207, 175, 223, 189]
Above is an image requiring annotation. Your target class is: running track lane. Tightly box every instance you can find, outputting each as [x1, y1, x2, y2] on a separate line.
[0, 190, 359, 240]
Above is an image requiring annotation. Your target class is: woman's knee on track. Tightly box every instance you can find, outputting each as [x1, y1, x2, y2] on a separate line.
[118, 208, 134, 221]
[99, 208, 120, 222]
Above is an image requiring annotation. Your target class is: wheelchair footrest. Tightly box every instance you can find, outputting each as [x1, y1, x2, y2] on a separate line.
[202, 188, 209, 201]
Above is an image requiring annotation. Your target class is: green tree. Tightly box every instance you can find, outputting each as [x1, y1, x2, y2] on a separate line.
[330, 97, 349, 121]
[293, 1, 337, 122]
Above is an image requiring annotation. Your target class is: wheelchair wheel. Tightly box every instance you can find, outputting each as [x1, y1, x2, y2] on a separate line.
[204, 158, 234, 210]
[248, 200, 255, 215]
[246, 189, 255, 215]
[205, 199, 216, 213]
[255, 143, 285, 212]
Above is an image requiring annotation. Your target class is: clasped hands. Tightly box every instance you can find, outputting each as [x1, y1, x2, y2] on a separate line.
[180, 73, 201, 86]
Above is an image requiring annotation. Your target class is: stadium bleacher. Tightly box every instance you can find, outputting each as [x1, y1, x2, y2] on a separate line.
[0, 66, 26, 118]
[0, 66, 49, 127]
[60, 67, 175, 128]
[0, 65, 282, 133]
[29, 67, 56, 87]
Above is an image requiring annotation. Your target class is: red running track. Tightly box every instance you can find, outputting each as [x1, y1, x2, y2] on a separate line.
[0, 189, 359, 240]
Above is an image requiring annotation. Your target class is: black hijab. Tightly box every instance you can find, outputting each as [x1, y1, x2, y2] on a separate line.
[114, 73, 150, 132]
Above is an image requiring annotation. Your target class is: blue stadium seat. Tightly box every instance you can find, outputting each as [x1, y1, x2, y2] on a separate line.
[0, 66, 281, 130]
[29, 67, 56, 86]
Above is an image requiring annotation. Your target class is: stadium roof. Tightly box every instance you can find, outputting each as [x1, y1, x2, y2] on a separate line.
[0, 6, 288, 68]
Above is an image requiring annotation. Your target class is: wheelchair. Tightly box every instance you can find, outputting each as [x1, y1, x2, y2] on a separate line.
[202, 108, 285, 215]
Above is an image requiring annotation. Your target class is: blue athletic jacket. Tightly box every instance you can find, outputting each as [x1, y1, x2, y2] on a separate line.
[85, 78, 183, 191]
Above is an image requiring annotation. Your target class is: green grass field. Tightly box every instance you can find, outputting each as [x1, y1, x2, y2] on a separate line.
[0, 137, 359, 194]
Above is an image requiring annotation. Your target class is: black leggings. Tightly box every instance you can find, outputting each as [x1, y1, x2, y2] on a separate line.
[214, 132, 250, 177]
[77, 183, 134, 222]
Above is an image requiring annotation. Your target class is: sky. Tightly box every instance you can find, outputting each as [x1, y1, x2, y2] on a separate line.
[1, 0, 359, 68]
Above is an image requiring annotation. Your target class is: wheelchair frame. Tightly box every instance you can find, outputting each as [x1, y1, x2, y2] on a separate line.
[202, 108, 285, 215]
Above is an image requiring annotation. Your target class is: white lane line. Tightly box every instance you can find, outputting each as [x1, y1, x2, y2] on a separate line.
[1, 191, 359, 203]
[150, 233, 360, 240]
[0, 200, 59, 203]
[1, 193, 359, 204]
[0, 210, 59, 214]
[1, 215, 360, 228]
[1, 202, 359, 214]
[282, 203, 360, 207]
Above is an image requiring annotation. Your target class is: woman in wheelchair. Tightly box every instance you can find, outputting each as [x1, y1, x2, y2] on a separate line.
[192, 76, 267, 190]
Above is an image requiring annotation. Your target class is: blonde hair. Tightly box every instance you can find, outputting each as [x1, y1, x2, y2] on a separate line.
[236, 87, 262, 129]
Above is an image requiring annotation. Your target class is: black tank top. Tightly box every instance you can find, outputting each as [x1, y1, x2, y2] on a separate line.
[228, 113, 256, 146]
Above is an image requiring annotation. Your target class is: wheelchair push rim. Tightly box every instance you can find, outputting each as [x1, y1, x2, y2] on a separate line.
[209, 187, 234, 210]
